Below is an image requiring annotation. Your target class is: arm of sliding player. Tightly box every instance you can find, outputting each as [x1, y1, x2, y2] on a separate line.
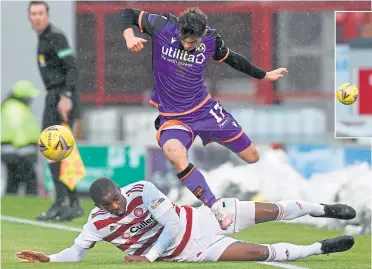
[16, 220, 102, 263]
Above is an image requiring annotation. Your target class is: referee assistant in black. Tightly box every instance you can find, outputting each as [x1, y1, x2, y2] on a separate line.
[29, 1, 83, 221]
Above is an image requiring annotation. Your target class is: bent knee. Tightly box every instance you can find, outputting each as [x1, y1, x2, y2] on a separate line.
[163, 139, 188, 168]
[247, 150, 259, 163]
[163, 139, 186, 157]
[239, 147, 260, 164]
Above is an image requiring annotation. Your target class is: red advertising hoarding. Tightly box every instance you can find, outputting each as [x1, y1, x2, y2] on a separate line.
[358, 69, 372, 115]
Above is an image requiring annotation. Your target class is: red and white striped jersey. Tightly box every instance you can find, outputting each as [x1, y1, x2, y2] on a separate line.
[74, 181, 193, 260]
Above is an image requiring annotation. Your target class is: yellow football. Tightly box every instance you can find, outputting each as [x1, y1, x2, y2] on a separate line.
[38, 125, 75, 161]
[336, 83, 359, 105]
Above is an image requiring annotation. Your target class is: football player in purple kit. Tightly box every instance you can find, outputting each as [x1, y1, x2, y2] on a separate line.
[121, 7, 288, 230]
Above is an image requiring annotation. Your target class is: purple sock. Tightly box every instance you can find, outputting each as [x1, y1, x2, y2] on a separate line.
[177, 163, 217, 207]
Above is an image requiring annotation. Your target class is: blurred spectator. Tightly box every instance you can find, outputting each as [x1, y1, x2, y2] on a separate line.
[28, 1, 83, 221]
[1, 80, 41, 196]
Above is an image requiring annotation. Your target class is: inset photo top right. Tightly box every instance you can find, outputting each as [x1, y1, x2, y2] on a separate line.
[335, 11, 372, 138]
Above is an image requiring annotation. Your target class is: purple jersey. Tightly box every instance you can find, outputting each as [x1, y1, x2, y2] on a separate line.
[140, 12, 229, 115]
[134, 10, 252, 154]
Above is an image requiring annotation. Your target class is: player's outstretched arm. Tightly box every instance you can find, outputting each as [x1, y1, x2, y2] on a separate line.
[16, 250, 50, 263]
[264, 68, 288, 81]
[213, 33, 288, 81]
[16, 244, 90, 263]
[121, 8, 167, 52]
[17, 216, 104, 263]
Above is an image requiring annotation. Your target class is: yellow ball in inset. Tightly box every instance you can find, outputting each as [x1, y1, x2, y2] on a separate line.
[336, 83, 359, 105]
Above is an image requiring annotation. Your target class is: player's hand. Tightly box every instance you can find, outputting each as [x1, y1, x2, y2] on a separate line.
[16, 250, 50, 263]
[124, 255, 150, 263]
[58, 96, 72, 122]
[264, 68, 288, 81]
[126, 36, 148, 52]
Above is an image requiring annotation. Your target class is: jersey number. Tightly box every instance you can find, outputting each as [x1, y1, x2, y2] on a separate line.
[209, 103, 225, 123]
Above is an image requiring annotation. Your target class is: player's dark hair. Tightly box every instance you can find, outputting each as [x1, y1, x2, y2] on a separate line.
[28, 1, 49, 13]
[178, 7, 207, 39]
[89, 177, 119, 205]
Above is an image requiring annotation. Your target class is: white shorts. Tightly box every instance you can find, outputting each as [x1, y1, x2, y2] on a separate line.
[174, 199, 256, 262]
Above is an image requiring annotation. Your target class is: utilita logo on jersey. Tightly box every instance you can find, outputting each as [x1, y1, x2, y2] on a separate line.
[128, 215, 157, 234]
[161, 38, 206, 67]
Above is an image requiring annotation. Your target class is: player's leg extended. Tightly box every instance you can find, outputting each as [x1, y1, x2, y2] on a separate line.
[159, 127, 218, 208]
[217, 198, 356, 234]
[218, 235, 355, 261]
[237, 199, 356, 229]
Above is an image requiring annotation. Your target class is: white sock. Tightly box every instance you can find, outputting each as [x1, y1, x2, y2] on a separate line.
[275, 200, 325, 220]
[265, 242, 322, 262]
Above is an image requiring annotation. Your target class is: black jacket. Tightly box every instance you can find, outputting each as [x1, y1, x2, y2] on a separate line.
[37, 24, 78, 98]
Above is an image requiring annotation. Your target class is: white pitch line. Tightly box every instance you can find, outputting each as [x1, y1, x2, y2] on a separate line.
[259, 262, 310, 269]
[1, 215, 309, 269]
[1, 215, 82, 232]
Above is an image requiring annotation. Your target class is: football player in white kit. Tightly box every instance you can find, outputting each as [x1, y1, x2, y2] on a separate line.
[17, 177, 356, 263]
